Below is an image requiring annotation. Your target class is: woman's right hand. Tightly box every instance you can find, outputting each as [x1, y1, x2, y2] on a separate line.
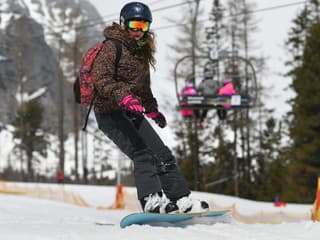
[119, 95, 144, 113]
[146, 111, 167, 128]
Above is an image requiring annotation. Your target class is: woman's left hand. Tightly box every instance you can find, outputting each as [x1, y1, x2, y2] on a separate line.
[146, 111, 167, 128]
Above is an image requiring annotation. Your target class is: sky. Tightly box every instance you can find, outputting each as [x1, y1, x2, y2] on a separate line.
[0, 182, 318, 240]
[88, 0, 304, 119]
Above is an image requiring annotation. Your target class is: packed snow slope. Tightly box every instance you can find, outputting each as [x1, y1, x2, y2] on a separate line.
[0, 183, 319, 240]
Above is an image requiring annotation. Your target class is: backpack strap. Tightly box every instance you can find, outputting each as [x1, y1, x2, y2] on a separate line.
[109, 38, 122, 80]
[82, 39, 122, 131]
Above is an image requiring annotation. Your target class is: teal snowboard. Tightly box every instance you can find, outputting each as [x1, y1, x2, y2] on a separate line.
[120, 210, 231, 228]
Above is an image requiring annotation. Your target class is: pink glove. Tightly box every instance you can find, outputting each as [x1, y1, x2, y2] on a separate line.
[119, 95, 144, 112]
[146, 112, 167, 128]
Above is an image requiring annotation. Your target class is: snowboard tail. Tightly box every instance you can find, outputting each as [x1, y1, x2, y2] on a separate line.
[120, 210, 231, 228]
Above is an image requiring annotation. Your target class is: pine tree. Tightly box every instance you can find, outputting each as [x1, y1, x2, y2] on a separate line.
[205, 0, 226, 55]
[253, 118, 288, 201]
[12, 99, 47, 181]
[285, 6, 312, 73]
[284, 0, 320, 202]
[202, 125, 235, 195]
[286, 21, 320, 202]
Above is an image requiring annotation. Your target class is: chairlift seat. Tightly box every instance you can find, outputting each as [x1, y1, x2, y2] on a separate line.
[179, 94, 251, 110]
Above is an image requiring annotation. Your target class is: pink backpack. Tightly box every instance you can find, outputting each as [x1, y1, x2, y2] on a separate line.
[73, 39, 122, 130]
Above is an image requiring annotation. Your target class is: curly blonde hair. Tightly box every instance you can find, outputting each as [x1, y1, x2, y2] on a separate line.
[142, 31, 156, 70]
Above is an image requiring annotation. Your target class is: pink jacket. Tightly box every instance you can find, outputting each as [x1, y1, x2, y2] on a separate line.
[218, 81, 236, 108]
[218, 82, 236, 96]
[182, 85, 197, 96]
[179, 85, 197, 117]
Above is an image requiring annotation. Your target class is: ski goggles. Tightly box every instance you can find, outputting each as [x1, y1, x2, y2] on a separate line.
[127, 20, 150, 32]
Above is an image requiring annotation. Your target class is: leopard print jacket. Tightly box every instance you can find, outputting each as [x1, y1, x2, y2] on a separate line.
[92, 23, 158, 113]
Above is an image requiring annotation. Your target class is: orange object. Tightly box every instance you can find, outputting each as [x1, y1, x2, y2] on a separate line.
[111, 184, 124, 209]
[311, 177, 320, 221]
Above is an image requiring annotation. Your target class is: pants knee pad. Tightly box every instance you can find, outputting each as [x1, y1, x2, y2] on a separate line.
[155, 147, 177, 174]
[132, 149, 154, 163]
[157, 159, 177, 174]
[155, 146, 174, 162]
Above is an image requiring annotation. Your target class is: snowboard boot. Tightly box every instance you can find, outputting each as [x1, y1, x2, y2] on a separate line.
[175, 195, 209, 213]
[140, 192, 179, 214]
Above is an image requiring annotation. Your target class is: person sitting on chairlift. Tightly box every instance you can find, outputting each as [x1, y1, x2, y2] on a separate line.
[178, 82, 197, 122]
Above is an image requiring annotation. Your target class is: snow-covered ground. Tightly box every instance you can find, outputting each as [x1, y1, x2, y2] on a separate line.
[0, 183, 319, 240]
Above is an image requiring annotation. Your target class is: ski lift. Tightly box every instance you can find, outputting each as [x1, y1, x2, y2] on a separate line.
[174, 50, 257, 114]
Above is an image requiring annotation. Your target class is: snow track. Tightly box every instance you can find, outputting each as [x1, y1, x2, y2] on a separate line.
[0, 187, 319, 240]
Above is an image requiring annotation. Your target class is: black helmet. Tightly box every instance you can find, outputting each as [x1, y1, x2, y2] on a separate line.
[203, 64, 216, 79]
[120, 2, 152, 24]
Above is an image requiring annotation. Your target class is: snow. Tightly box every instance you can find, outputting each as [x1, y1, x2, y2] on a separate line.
[0, 183, 319, 240]
[0, 55, 10, 62]
[15, 87, 48, 103]
[0, 128, 14, 171]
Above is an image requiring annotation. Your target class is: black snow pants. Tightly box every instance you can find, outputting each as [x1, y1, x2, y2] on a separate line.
[95, 111, 190, 200]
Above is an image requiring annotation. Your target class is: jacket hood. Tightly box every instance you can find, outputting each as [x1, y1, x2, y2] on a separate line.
[103, 23, 137, 49]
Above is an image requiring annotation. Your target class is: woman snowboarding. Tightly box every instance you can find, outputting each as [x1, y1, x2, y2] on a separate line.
[92, 2, 209, 214]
